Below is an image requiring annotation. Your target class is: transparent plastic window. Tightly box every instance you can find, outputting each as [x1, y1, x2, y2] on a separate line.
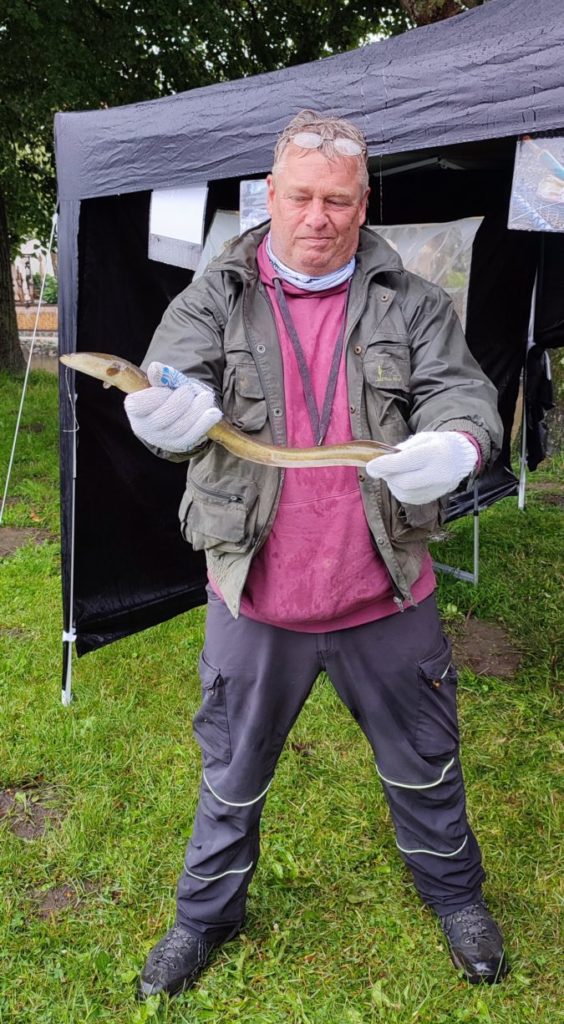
[376, 218, 483, 328]
[239, 180, 269, 234]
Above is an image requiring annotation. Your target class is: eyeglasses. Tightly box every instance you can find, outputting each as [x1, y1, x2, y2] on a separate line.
[290, 130, 365, 158]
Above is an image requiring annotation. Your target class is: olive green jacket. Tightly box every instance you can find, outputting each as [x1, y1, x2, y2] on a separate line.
[142, 223, 503, 616]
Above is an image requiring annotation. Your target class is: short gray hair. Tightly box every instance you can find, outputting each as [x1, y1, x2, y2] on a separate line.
[272, 109, 369, 192]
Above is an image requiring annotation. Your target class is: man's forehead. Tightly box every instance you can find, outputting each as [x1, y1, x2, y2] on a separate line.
[273, 147, 363, 191]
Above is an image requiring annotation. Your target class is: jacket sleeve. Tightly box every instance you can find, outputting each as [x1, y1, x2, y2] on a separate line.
[137, 271, 229, 461]
[403, 277, 504, 467]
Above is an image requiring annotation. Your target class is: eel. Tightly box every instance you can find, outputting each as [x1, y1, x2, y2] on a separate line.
[60, 351, 397, 468]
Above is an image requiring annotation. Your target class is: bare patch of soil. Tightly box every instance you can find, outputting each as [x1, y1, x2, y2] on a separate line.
[528, 485, 564, 505]
[527, 480, 564, 492]
[30, 882, 97, 919]
[526, 480, 564, 507]
[0, 527, 53, 557]
[21, 421, 45, 434]
[447, 617, 522, 679]
[290, 740, 316, 757]
[533, 492, 564, 508]
[0, 626, 29, 639]
[0, 779, 64, 839]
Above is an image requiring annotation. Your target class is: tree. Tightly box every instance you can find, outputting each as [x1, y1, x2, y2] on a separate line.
[398, 0, 484, 25]
[0, 0, 482, 371]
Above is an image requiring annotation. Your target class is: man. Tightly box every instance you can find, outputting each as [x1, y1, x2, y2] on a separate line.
[126, 110, 508, 999]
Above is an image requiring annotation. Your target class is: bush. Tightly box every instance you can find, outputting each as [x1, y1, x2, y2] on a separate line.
[32, 272, 58, 304]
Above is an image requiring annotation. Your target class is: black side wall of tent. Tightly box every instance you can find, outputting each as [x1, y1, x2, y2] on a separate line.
[55, 0, 564, 656]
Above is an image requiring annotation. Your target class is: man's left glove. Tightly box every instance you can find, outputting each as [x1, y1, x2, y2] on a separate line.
[366, 431, 478, 504]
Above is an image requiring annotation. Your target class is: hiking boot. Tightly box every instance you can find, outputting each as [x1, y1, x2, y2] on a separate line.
[439, 900, 509, 984]
[138, 923, 219, 1000]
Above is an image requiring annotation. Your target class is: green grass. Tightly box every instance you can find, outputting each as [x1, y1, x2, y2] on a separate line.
[0, 371, 562, 1024]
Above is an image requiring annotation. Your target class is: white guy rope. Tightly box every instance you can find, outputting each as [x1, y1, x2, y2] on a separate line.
[0, 211, 58, 524]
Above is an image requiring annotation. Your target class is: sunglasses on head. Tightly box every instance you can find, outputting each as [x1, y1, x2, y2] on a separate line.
[290, 130, 364, 157]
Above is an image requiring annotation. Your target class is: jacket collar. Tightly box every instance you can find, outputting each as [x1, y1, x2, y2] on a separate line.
[206, 222, 405, 283]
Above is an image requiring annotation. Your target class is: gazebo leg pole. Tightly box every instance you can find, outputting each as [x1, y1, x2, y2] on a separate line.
[472, 482, 480, 586]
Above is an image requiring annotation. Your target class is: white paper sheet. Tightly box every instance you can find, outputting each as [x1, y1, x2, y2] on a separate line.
[149, 185, 208, 269]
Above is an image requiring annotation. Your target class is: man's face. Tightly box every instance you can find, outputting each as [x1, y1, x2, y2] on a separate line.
[266, 145, 369, 276]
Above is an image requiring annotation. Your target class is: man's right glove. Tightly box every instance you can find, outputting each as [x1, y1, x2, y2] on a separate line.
[124, 361, 223, 453]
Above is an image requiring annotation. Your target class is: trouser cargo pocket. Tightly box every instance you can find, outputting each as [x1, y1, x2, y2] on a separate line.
[192, 651, 231, 763]
[415, 635, 459, 756]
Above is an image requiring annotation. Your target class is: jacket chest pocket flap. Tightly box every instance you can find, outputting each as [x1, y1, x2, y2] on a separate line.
[363, 343, 411, 394]
[224, 359, 267, 432]
[362, 343, 411, 446]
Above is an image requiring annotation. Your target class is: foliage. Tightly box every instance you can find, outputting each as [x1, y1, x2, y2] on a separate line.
[32, 272, 58, 305]
[0, 0, 485, 251]
[0, 1, 412, 250]
[0, 0, 486, 370]
[397, 0, 485, 25]
[0, 370, 562, 1023]
[0, 1, 413, 371]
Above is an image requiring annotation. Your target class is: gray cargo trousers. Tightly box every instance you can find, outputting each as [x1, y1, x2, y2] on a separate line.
[176, 589, 485, 942]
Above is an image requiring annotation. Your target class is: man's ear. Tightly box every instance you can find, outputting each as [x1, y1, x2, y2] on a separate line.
[266, 173, 275, 215]
[359, 187, 370, 226]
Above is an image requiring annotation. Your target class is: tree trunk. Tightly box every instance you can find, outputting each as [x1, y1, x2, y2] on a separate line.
[0, 190, 24, 374]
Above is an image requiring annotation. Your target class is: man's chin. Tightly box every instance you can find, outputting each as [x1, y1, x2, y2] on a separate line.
[294, 247, 338, 276]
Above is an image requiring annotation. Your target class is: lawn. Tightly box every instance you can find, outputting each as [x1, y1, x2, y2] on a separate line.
[0, 370, 561, 1024]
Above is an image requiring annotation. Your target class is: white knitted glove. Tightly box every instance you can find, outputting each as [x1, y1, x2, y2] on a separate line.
[124, 361, 223, 453]
[366, 431, 478, 504]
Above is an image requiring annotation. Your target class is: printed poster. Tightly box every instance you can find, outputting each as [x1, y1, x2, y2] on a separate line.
[509, 135, 564, 232]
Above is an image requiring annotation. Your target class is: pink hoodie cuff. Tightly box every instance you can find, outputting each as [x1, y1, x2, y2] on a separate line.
[459, 432, 483, 473]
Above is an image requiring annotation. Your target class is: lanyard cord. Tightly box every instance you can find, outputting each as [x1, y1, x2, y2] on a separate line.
[273, 278, 350, 446]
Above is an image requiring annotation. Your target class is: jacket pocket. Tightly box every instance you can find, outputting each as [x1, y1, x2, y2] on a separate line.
[180, 474, 259, 554]
[192, 651, 231, 763]
[363, 342, 411, 390]
[377, 480, 439, 546]
[391, 495, 440, 542]
[223, 359, 267, 432]
[363, 344, 411, 444]
[414, 635, 459, 757]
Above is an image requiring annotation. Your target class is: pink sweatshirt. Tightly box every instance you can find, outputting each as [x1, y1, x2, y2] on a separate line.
[234, 240, 436, 631]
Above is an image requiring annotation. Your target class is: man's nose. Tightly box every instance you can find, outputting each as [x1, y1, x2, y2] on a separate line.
[305, 199, 329, 228]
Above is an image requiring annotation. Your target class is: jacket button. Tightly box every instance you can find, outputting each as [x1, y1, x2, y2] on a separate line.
[354, 345, 362, 355]
[358, 473, 365, 482]
[381, 293, 389, 301]
[273, 408, 283, 416]
[376, 536, 385, 545]
[257, 344, 266, 353]
[349, 404, 356, 413]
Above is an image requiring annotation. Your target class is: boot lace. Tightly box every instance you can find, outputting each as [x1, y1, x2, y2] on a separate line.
[442, 902, 493, 947]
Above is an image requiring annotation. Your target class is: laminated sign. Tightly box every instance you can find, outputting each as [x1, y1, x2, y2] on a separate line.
[509, 135, 564, 233]
[149, 186, 208, 269]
